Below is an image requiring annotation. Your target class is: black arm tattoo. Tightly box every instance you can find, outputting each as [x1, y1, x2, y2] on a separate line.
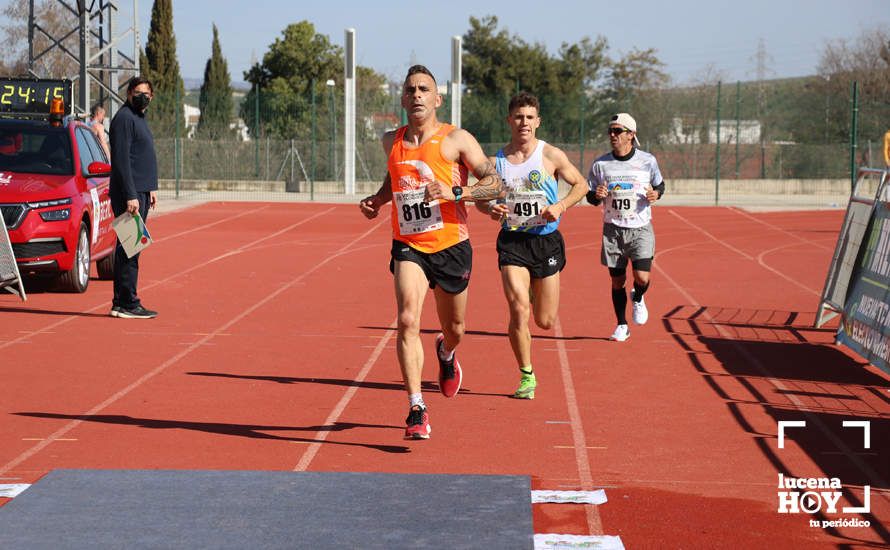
[469, 160, 504, 201]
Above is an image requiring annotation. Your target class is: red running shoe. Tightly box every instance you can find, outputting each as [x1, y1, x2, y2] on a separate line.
[404, 405, 431, 440]
[436, 333, 462, 397]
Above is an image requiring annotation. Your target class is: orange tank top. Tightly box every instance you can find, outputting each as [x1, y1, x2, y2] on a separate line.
[388, 123, 469, 253]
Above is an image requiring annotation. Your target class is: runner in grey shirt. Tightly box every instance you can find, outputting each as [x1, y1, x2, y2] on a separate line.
[587, 113, 665, 341]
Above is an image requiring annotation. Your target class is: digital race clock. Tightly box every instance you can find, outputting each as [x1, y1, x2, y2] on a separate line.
[0, 78, 72, 116]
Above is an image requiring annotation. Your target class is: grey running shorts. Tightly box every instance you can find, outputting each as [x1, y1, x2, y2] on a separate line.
[601, 222, 655, 269]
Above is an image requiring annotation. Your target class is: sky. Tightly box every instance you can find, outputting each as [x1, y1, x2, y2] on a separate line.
[81, 0, 890, 87]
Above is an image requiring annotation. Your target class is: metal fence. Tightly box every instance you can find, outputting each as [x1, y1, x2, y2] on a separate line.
[146, 79, 888, 207]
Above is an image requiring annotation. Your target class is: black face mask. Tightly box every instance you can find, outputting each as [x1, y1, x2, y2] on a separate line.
[131, 92, 151, 111]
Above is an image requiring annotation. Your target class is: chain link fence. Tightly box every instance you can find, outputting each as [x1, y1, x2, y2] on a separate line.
[148, 79, 889, 207]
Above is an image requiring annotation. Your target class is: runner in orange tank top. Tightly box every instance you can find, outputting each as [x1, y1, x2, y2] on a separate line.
[359, 65, 503, 440]
[387, 123, 469, 253]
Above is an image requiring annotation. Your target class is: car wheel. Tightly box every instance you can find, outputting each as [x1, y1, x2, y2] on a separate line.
[96, 252, 114, 280]
[58, 222, 90, 293]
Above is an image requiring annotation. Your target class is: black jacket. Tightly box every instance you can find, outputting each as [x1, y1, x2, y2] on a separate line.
[109, 102, 158, 201]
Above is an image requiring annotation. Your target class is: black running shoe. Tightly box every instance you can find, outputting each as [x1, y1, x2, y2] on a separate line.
[116, 305, 158, 319]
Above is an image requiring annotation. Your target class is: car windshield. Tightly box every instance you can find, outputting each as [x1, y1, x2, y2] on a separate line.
[0, 124, 73, 175]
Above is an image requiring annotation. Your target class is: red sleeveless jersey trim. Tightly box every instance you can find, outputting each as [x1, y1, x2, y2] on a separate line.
[387, 123, 469, 253]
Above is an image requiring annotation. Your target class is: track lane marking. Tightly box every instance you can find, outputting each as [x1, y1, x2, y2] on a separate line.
[669, 208, 825, 296]
[292, 321, 397, 472]
[0, 216, 388, 477]
[728, 207, 834, 251]
[653, 262, 890, 508]
[756, 244, 822, 296]
[667, 209, 754, 260]
[554, 316, 603, 535]
[153, 204, 270, 244]
[0, 206, 337, 352]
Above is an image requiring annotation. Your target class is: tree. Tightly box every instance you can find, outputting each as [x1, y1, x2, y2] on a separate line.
[1, 1, 74, 78]
[460, 15, 609, 143]
[197, 24, 233, 139]
[142, 0, 185, 137]
[817, 26, 890, 143]
[356, 66, 390, 140]
[241, 21, 342, 139]
[606, 48, 669, 107]
[606, 48, 670, 143]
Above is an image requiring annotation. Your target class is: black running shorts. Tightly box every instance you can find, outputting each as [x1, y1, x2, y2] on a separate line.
[389, 239, 473, 294]
[496, 229, 566, 279]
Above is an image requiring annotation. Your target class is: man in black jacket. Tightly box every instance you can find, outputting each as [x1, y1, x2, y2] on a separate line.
[109, 76, 159, 319]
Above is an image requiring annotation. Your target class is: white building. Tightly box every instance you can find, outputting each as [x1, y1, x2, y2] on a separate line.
[661, 117, 702, 144]
[708, 120, 761, 144]
[183, 104, 200, 138]
[661, 117, 762, 145]
[183, 103, 250, 141]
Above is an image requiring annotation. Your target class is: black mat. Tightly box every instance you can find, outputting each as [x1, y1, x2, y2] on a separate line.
[0, 469, 532, 549]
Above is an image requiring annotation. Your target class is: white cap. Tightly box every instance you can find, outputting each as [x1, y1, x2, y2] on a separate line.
[610, 113, 640, 146]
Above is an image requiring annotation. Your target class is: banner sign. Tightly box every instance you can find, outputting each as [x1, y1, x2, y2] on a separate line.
[0, 215, 26, 300]
[837, 198, 890, 375]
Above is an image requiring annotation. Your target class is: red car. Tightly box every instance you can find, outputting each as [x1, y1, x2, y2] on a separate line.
[0, 117, 115, 292]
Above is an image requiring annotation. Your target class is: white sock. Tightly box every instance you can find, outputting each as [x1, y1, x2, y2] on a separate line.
[409, 393, 425, 409]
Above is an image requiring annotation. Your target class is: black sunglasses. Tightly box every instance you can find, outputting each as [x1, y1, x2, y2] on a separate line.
[608, 127, 631, 136]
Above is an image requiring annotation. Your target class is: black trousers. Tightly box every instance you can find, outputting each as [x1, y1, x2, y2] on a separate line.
[112, 191, 150, 309]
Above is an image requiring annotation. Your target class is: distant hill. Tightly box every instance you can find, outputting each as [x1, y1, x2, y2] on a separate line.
[184, 77, 251, 92]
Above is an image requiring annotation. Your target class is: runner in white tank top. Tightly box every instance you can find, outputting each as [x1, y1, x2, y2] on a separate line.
[476, 92, 588, 399]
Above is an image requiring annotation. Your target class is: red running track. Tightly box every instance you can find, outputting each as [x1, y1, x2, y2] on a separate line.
[1, 202, 887, 548]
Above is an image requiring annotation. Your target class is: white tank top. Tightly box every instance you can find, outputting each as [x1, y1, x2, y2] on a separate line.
[495, 140, 560, 235]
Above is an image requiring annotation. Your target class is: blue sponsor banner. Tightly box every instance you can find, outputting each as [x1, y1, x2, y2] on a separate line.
[837, 199, 890, 375]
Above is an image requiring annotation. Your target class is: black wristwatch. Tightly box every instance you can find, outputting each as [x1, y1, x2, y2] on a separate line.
[452, 186, 463, 201]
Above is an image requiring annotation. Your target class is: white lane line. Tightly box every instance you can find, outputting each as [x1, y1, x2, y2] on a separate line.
[668, 209, 754, 260]
[669, 208, 824, 296]
[532, 489, 608, 505]
[653, 261, 890, 505]
[153, 204, 270, 244]
[534, 534, 625, 549]
[292, 321, 397, 472]
[0, 217, 387, 477]
[756, 244, 821, 296]
[0, 207, 336, 352]
[554, 316, 603, 535]
[728, 207, 833, 251]
[0, 484, 30, 498]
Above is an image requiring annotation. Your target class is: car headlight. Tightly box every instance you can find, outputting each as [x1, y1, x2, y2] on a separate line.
[28, 197, 72, 209]
[40, 208, 71, 221]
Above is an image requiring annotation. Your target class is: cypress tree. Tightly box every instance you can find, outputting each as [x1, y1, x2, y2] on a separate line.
[197, 24, 233, 139]
[142, 0, 185, 137]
